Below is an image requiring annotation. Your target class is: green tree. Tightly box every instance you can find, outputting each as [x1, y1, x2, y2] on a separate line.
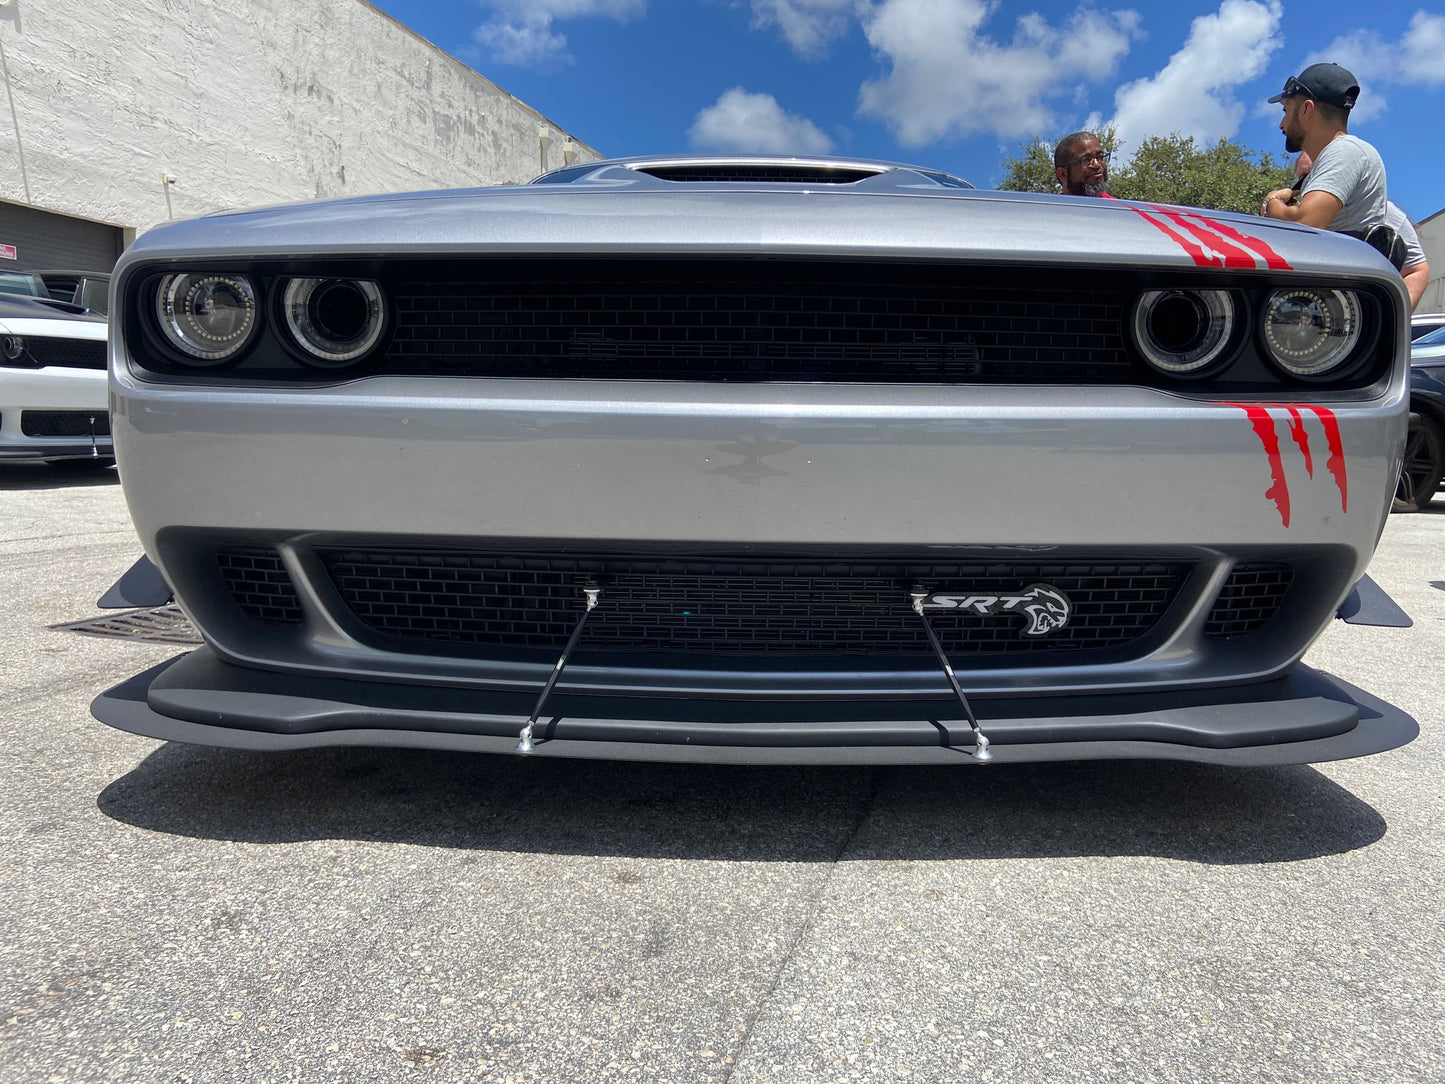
[998, 130, 1294, 215]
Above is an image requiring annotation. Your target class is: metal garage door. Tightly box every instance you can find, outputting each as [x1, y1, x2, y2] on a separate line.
[0, 201, 124, 272]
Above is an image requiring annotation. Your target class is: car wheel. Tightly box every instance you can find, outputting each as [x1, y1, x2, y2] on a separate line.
[1393, 412, 1444, 512]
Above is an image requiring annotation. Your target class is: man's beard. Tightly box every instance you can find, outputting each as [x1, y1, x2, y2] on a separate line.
[1083, 179, 1109, 197]
[1284, 125, 1303, 154]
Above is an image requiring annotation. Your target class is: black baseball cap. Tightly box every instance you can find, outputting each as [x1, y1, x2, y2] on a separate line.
[1267, 63, 1360, 109]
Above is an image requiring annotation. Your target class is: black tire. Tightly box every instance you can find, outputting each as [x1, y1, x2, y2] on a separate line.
[1393, 412, 1443, 512]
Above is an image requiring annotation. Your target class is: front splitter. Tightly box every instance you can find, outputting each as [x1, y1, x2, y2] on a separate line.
[91, 648, 1418, 767]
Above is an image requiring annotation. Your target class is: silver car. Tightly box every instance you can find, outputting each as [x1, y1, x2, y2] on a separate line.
[0, 293, 110, 465]
[95, 156, 1418, 765]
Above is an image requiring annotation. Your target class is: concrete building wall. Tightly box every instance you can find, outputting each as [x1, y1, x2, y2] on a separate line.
[1416, 209, 1445, 316]
[0, 0, 600, 246]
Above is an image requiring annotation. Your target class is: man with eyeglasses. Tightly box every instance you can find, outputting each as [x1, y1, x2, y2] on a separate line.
[1053, 132, 1113, 198]
[1259, 63, 1385, 237]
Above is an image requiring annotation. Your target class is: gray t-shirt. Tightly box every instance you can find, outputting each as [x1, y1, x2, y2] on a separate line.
[1301, 134, 1386, 234]
[1385, 202, 1425, 269]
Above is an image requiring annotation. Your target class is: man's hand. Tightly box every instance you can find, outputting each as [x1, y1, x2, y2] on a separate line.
[1260, 188, 1342, 229]
[1260, 188, 1296, 217]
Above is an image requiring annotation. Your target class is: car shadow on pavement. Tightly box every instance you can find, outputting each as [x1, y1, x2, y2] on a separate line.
[0, 462, 118, 488]
[97, 742, 1386, 866]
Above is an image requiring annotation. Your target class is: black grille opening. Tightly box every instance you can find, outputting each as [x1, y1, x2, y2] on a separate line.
[319, 551, 1189, 658]
[218, 548, 304, 623]
[1204, 562, 1293, 638]
[26, 338, 107, 370]
[383, 265, 1130, 384]
[634, 164, 884, 184]
[20, 411, 111, 438]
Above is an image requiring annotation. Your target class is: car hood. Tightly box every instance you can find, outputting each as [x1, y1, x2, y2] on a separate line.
[121, 183, 1403, 286]
[0, 294, 107, 338]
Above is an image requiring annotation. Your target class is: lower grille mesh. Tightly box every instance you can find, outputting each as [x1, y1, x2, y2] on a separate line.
[218, 548, 304, 623]
[20, 411, 111, 438]
[1204, 562, 1293, 637]
[317, 551, 1189, 657]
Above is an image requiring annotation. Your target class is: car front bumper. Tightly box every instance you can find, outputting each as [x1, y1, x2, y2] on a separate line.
[0, 367, 111, 461]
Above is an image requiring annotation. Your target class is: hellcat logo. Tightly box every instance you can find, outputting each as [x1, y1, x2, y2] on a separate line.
[920, 583, 1072, 637]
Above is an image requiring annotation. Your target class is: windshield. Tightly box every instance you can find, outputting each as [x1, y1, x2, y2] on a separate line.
[1413, 324, 1445, 347]
[0, 271, 49, 298]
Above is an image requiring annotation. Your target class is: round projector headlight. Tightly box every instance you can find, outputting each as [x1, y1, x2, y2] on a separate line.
[281, 278, 385, 365]
[2, 336, 25, 362]
[1261, 288, 1361, 378]
[1132, 289, 1236, 376]
[156, 273, 258, 363]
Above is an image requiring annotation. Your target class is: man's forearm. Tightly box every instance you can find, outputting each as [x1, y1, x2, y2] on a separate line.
[1402, 262, 1429, 311]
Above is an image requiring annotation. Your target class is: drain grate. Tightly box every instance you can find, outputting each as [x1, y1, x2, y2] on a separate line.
[51, 605, 202, 645]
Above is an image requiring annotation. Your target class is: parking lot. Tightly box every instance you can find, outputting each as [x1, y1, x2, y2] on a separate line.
[2, 465, 1441, 1083]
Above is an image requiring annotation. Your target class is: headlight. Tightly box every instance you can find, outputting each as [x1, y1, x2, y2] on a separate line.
[1132, 289, 1236, 376]
[1261, 288, 1361, 378]
[156, 273, 258, 363]
[2, 336, 24, 363]
[281, 278, 385, 365]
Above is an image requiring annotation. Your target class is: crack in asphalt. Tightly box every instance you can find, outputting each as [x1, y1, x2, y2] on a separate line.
[722, 766, 880, 1081]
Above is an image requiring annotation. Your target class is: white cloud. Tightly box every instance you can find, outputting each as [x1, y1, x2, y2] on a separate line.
[1308, 10, 1445, 88]
[689, 87, 835, 154]
[855, 0, 1141, 146]
[1106, 0, 1282, 152]
[1400, 11, 1445, 85]
[473, 0, 645, 67]
[1303, 10, 1445, 124]
[751, 0, 863, 59]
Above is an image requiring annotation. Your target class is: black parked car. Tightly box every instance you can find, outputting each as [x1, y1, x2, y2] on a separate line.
[1396, 325, 1445, 511]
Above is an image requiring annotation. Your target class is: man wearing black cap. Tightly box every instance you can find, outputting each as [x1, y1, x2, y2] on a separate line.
[1259, 62, 1385, 235]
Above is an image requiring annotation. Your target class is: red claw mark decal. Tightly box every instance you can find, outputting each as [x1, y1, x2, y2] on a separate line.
[1187, 212, 1292, 270]
[1285, 407, 1313, 477]
[1302, 405, 1348, 512]
[1224, 404, 1348, 526]
[1231, 404, 1292, 526]
[1131, 205, 1292, 270]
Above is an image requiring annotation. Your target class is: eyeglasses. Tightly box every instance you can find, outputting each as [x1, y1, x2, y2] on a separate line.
[1278, 75, 1317, 100]
[1065, 151, 1110, 169]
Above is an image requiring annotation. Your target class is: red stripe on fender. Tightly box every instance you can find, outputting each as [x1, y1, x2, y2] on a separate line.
[1128, 208, 1217, 267]
[1182, 211, 1292, 270]
[1147, 205, 1260, 268]
[1224, 403, 1291, 527]
[1300, 405, 1347, 512]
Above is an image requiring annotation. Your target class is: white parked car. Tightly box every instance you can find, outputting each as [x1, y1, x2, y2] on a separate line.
[0, 294, 111, 465]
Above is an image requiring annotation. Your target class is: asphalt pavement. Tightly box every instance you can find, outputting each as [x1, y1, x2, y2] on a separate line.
[2, 463, 1441, 1083]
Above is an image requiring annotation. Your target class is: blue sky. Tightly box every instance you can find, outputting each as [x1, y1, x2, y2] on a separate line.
[368, 1, 1443, 221]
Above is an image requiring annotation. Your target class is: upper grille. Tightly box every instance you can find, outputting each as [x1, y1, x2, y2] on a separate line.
[20, 411, 111, 438]
[317, 550, 1188, 658]
[1204, 562, 1294, 637]
[26, 338, 106, 370]
[382, 263, 1130, 384]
